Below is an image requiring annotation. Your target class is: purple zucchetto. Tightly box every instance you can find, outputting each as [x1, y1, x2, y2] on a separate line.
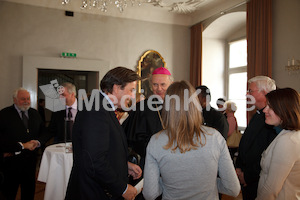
[152, 67, 171, 75]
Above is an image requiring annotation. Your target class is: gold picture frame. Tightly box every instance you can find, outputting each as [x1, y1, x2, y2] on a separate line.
[137, 50, 166, 98]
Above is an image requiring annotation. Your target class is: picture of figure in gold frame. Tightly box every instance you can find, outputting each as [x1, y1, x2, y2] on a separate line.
[137, 50, 166, 98]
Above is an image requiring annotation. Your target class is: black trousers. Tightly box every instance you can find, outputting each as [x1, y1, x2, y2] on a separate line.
[241, 182, 258, 200]
[2, 152, 37, 200]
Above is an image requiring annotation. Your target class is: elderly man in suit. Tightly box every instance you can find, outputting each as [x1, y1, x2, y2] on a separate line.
[66, 67, 142, 200]
[48, 82, 77, 143]
[122, 67, 173, 200]
[236, 76, 277, 200]
[123, 67, 173, 169]
[0, 88, 51, 200]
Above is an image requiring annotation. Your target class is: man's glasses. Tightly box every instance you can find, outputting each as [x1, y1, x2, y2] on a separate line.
[247, 89, 259, 94]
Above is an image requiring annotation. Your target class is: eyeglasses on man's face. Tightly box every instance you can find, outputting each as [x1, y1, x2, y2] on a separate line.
[247, 89, 259, 94]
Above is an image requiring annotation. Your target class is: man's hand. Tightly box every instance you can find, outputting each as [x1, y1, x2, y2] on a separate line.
[122, 184, 137, 200]
[236, 168, 247, 186]
[128, 162, 142, 180]
[23, 140, 39, 151]
[3, 153, 13, 157]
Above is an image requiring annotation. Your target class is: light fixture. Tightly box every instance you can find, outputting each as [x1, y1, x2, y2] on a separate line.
[285, 57, 300, 75]
[61, 0, 209, 14]
[62, 0, 147, 13]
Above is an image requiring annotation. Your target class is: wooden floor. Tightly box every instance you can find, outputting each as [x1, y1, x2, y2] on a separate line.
[16, 179, 243, 200]
[15, 151, 243, 200]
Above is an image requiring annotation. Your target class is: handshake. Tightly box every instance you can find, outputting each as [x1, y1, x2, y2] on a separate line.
[22, 140, 40, 151]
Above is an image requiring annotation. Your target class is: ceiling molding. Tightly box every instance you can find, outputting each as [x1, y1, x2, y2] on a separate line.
[3, 0, 246, 26]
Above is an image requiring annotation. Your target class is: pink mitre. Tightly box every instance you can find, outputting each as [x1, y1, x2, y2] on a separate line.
[152, 67, 171, 75]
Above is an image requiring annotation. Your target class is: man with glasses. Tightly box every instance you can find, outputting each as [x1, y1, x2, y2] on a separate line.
[236, 76, 277, 200]
[122, 67, 173, 200]
[123, 67, 173, 169]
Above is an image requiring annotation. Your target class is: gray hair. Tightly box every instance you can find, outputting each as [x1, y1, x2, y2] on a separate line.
[62, 82, 77, 96]
[149, 73, 174, 84]
[248, 76, 276, 93]
[13, 88, 29, 99]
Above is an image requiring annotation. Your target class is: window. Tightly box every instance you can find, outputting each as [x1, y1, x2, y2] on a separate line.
[227, 39, 247, 129]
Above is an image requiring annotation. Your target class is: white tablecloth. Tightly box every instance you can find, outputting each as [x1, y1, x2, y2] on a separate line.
[37, 143, 73, 200]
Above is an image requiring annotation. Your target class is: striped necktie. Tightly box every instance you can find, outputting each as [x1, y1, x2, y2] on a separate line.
[21, 111, 29, 133]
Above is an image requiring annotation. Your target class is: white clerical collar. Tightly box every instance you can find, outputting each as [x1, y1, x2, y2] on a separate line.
[256, 107, 265, 115]
[100, 90, 116, 111]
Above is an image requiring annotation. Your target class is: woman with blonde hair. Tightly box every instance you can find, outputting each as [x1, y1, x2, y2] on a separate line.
[256, 88, 300, 200]
[143, 80, 240, 200]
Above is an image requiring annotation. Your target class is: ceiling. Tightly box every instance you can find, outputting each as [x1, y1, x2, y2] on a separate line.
[4, 0, 246, 26]
[203, 11, 246, 39]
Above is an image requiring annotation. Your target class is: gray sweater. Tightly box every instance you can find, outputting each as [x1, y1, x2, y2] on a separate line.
[143, 126, 240, 200]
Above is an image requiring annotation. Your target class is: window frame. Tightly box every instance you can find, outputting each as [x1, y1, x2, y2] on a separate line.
[225, 38, 247, 131]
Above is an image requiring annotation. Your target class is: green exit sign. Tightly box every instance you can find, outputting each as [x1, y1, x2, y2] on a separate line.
[61, 52, 77, 58]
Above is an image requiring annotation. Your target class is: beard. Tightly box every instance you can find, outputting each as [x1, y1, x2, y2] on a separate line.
[18, 104, 30, 111]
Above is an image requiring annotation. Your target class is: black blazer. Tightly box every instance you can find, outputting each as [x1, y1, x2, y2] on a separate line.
[66, 93, 129, 200]
[0, 105, 51, 152]
[48, 110, 66, 143]
[122, 99, 163, 161]
[202, 105, 229, 140]
[236, 110, 277, 187]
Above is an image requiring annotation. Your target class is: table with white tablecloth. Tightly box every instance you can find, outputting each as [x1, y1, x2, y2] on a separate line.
[37, 143, 73, 200]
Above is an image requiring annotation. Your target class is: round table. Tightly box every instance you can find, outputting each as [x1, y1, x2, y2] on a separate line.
[37, 143, 73, 200]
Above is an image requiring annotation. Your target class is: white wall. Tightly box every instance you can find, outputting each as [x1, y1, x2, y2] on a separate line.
[273, 0, 300, 91]
[202, 0, 300, 106]
[202, 11, 246, 108]
[1, 0, 299, 110]
[227, 26, 246, 42]
[202, 38, 226, 106]
[0, 1, 190, 109]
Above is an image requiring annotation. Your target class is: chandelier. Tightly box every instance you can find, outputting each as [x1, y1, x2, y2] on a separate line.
[62, 0, 150, 13]
[61, 0, 207, 14]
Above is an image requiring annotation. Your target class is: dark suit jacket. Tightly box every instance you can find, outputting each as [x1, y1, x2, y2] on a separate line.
[48, 110, 66, 143]
[122, 99, 163, 163]
[236, 110, 277, 192]
[66, 93, 129, 200]
[0, 105, 51, 184]
[202, 105, 229, 139]
[0, 105, 50, 152]
[49, 104, 78, 143]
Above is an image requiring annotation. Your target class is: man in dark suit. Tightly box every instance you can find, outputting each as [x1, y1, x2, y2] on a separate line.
[196, 85, 229, 139]
[0, 135, 38, 199]
[122, 67, 173, 200]
[0, 88, 51, 200]
[123, 67, 173, 169]
[236, 76, 277, 200]
[48, 82, 77, 143]
[38, 98, 46, 123]
[66, 67, 142, 200]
